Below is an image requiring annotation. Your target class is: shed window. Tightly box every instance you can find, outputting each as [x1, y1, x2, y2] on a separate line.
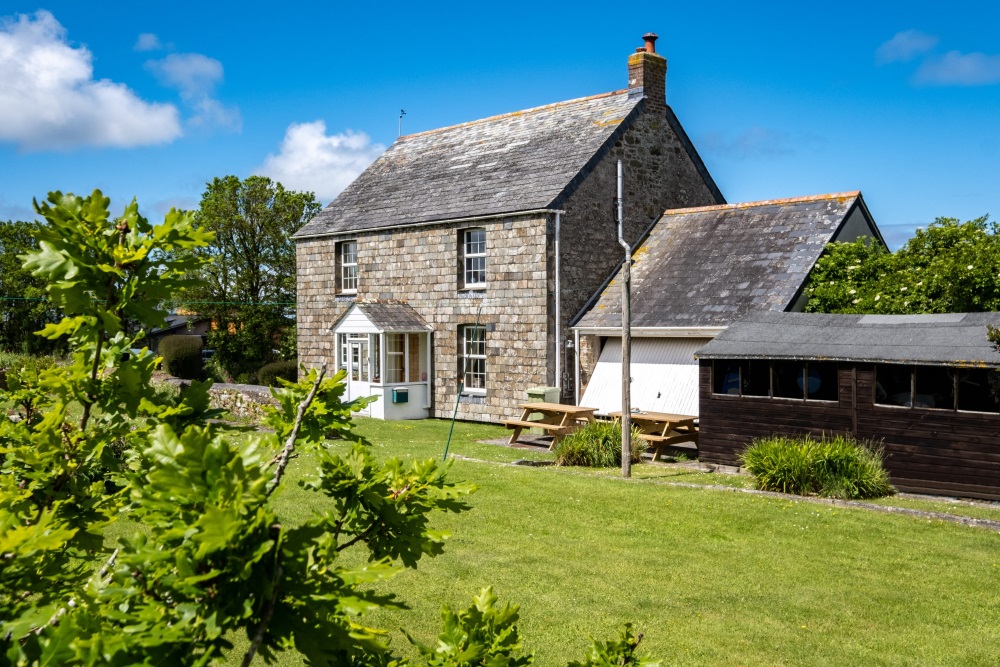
[957, 368, 1000, 414]
[712, 360, 769, 396]
[711, 360, 836, 401]
[807, 363, 839, 402]
[877, 364, 1000, 412]
[712, 361, 741, 395]
[875, 364, 912, 407]
[773, 361, 805, 400]
[915, 366, 954, 410]
[743, 360, 771, 397]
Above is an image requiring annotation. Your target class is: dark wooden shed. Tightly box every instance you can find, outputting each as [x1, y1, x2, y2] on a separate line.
[696, 311, 1000, 500]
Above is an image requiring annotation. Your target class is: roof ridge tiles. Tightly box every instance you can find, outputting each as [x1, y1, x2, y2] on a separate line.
[660, 191, 862, 217]
[397, 89, 632, 140]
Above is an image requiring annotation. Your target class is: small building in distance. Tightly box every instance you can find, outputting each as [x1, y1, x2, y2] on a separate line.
[572, 192, 882, 417]
[696, 311, 1000, 500]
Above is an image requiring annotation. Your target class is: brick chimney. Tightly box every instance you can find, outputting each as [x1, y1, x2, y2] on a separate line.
[627, 32, 667, 113]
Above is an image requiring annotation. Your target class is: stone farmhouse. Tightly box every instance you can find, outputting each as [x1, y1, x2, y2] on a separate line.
[572, 192, 884, 417]
[294, 34, 724, 421]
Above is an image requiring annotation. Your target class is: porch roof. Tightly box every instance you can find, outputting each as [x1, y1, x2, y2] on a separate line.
[331, 302, 433, 334]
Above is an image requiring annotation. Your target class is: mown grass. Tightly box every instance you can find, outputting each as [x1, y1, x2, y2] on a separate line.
[247, 417, 1000, 666]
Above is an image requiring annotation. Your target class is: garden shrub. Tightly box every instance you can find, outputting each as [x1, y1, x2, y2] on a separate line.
[258, 359, 298, 386]
[740, 434, 895, 499]
[158, 334, 203, 379]
[555, 420, 647, 468]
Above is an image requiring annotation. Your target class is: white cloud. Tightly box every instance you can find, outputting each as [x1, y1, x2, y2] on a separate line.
[255, 121, 385, 203]
[146, 53, 222, 97]
[134, 32, 162, 51]
[876, 30, 939, 64]
[0, 10, 181, 151]
[145, 52, 241, 131]
[915, 50, 1000, 86]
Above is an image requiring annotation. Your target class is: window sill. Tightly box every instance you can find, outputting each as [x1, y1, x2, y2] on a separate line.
[459, 393, 486, 404]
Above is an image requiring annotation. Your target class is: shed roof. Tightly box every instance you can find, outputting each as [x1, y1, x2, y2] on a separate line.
[332, 302, 432, 333]
[695, 311, 1000, 367]
[294, 90, 719, 238]
[573, 192, 873, 330]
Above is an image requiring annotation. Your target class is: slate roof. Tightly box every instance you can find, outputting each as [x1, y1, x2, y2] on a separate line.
[695, 311, 1000, 368]
[573, 192, 873, 330]
[294, 91, 650, 238]
[334, 302, 433, 332]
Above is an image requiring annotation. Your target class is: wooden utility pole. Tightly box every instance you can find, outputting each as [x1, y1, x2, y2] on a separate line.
[616, 160, 632, 479]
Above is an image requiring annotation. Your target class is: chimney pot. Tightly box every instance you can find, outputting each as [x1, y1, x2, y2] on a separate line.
[627, 33, 667, 112]
[643, 32, 658, 53]
[635, 47, 645, 53]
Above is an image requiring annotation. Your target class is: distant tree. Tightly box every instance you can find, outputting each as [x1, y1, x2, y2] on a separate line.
[805, 216, 1000, 315]
[0, 219, 62, 354]
[185, 175, 320, 382]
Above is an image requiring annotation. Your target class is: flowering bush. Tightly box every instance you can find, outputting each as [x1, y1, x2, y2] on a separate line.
[805, 216, 1000, 314]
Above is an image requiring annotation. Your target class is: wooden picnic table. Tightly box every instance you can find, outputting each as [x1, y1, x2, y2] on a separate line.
[501, 402, 598, 450]
[608, 410, 699, 462]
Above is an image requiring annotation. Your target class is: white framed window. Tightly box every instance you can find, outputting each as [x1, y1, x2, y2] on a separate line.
[460, 228, 486, 288]
[337, 240, 358, 293]
[460, 325, 486, 394]
[387, 333, 406, 384]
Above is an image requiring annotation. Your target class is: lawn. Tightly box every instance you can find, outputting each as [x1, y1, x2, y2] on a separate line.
[255, 417, 1000, 666]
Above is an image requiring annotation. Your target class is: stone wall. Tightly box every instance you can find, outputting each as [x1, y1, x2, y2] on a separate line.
[558, 102, 721, 400]
[297, 215, 550, 422]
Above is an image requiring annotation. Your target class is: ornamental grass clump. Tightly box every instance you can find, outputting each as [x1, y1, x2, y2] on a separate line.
[741, 434, 895, 499]
[555, 420, 647, 467]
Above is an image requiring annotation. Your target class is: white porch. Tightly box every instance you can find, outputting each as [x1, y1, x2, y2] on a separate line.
[332, 302, 433, 420]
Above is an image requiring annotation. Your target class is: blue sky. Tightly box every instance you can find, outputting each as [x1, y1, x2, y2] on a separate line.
[1, 1, 998, 248]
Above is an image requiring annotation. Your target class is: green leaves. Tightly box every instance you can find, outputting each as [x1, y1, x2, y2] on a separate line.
[567, 624, 660, 667]
[805, 215, 1000, 315]
[407, 587, 532, 667]
[304, 442, 477, 567]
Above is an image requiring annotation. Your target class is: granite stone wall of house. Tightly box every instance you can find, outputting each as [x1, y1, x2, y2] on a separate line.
[558, 103, 721, 401]
[296, 214, 550, 422]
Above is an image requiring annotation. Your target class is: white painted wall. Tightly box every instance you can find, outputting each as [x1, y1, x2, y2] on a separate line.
[370, 383, 429, 420]
[580, 337, 712, 416]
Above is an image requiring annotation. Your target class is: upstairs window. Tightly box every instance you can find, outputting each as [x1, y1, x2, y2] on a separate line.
[459, 325, 487, 394]
[337, 240, 358, 294]
[459, 228, 486, 289]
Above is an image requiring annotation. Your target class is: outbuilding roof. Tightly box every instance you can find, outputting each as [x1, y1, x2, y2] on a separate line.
[293, 90, 719, 238]
[573, 192, 877, 330]
[695, 311, 1000, 367]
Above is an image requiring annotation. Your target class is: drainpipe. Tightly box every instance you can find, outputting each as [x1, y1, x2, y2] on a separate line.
[554, 210, 562, 397]
[574, 329, 581, 405]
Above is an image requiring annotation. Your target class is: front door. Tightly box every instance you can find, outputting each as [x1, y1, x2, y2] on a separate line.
[348, 339, 371, 415]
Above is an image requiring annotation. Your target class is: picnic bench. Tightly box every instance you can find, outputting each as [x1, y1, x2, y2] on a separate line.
[608, 411, 699, 462]
[501, 402, 598, 450]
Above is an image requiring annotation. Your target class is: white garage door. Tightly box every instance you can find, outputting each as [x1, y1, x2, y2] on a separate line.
[580, 337, 712, 416]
